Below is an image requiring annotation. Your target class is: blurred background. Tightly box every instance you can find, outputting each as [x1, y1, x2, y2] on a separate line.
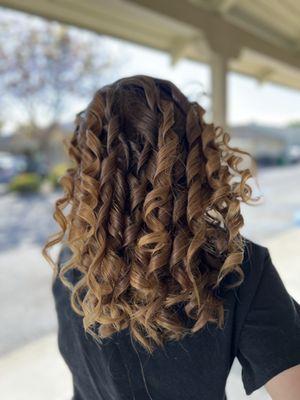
[0, 1, 300, 399]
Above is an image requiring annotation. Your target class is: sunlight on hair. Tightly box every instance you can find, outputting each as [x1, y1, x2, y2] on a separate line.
[42, 75, 260, 353]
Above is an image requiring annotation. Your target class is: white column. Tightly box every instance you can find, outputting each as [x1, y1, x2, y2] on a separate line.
[210, 50, 228, 130]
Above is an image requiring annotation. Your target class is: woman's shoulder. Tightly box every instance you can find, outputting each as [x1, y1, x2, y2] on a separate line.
[54, 244, 81, 288]
[218, 237, 269, 299]
[241, 236, 270, 284]
[233, 237, 270, 297]
[242, 236, 269, 263]
[234, 238, 300, 395]
[57, 244, 73, 267]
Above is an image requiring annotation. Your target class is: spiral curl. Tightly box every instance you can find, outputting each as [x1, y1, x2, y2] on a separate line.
[42, 75, 257, 353]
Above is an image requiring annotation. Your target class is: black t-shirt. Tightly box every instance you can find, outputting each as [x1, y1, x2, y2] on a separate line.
[52, 239, 300, 400]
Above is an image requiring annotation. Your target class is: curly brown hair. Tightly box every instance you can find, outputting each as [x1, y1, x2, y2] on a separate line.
[42, 75, 256, 353]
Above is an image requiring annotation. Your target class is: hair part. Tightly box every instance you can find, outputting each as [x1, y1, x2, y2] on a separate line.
[42, 74, 257, 353]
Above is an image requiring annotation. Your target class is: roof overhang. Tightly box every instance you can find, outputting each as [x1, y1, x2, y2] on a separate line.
[2, 0, 300, 91]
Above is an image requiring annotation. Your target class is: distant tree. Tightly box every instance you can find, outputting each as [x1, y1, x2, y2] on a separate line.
[0, 9, 123, 168]
[287, 120, 300, 128]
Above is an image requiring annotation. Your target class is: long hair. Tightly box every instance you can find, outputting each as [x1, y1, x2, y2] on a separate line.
[42, 75, 256, 353]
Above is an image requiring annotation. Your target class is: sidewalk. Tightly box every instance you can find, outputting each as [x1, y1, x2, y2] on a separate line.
[0, 334, 73, 400]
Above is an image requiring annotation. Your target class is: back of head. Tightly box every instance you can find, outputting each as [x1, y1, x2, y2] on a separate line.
[43, 74, 254, 353]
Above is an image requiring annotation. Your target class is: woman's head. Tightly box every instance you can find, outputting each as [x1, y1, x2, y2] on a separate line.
[43, 75, 254, 353]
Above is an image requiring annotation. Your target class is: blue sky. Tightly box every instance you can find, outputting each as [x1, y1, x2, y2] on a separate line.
[2, 6, 300, 130]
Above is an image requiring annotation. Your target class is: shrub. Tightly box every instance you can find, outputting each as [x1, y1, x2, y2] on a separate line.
[48, 163, 69, 188]
[9, 173, 42, 193]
